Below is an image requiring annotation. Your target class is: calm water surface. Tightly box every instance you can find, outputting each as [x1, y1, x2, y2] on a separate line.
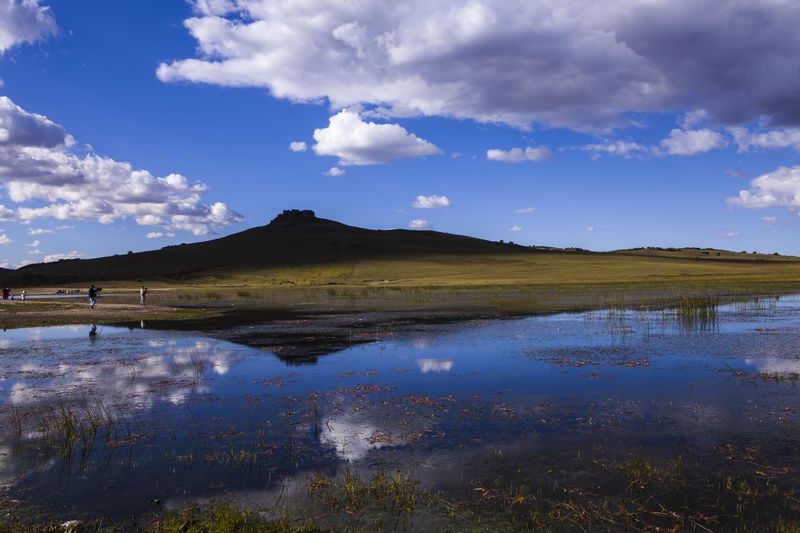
[2, 295, 800, 526]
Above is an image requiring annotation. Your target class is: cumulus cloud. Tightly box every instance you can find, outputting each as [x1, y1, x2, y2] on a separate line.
[412, 195, 449, 209]
[0, 0, 56, 54]
[43, 250, 82, 262]
[715, 231, 740, 239]
[0, 97, 68, 148]
[146, 231, 175, 239]
[514, 207, 536, 214]
[728, 165, 800, 214]
[509, 225, 523, 232]
[288, 141, 307, 152]
[0, 204, 14, 220]
[25, 240, 39, 247]
[312, 110, 440, 165]
[658, 128, 726, 156]
[0, 233, 10, 244]
[729, 127, 800, 152]
[579, 140, 647, 159]
[157, 1, 800, 130]
[26, 227, 51, 235]
[324, 166, 345, 176]
[409, 218, 431, 229]
[0, 96, 243, 235]
[487, 146, 552, 162]
[680, 109, 709, 129]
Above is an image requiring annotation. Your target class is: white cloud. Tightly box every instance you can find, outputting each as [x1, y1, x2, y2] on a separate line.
[487, 146, 552, 163]
[55, 224, 74, 230]
[409, 218, 431, 229]
[0, 259, 9, 268]
[509, 225, 523, 232]
[25, 240, 39, 247]
[17, 259, 34, 267]
[289, 141, 307, 152]
[412, 195, 450, 209]
[761, 216, 784, 225]
[728, 165, 800, 214]
[658, 128, 726, 156]
[324, 166, 345, 176]
[312, 110, 440, 165]
[0, 0, 56, 54]
[729, 127, 800, 152]
[158, 1, 800, 131]
[585, 226, 595, 232]
[146, 231, 176, 239]
[28, 248, 43, 255]
[715, 231, 740, 239]
[0, 96, 67, 149]
[0, 96, 243, 235]
[724, 168, 748, 178]
[26, 228, 52, 235]
[43, 250, 82, 263]
[0, 233, 10, 244]
[514, 207, 536, 214]
[680, 109, 709, 129]
[579, 140, 647, 159]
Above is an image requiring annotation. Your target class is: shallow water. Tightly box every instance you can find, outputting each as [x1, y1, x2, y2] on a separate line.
[2, 295, 800, 527]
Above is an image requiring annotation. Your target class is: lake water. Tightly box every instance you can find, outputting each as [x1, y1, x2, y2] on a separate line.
[2, 295, 800, 529]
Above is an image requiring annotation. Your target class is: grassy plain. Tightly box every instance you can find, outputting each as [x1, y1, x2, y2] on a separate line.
[2, 249, 799, 329]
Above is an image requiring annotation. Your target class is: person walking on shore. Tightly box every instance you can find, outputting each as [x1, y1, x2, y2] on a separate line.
[88, 285, 98, 309]
[139, 286, 148, 306]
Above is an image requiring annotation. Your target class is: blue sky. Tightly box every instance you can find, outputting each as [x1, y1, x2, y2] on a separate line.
[0, 0, 799, 268]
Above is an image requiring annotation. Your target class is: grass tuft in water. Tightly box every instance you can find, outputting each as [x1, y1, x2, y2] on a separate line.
[310, 466, 418, 515]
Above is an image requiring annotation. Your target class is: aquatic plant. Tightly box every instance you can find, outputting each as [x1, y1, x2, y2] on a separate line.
[672, 293, 720, 332]
[310, 466, 418, 515]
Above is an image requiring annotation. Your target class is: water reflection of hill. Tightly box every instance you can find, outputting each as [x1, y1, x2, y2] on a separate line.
[138, 309, 477, 364]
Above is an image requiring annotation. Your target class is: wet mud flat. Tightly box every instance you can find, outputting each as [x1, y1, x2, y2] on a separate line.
[1, 295, 800, 530]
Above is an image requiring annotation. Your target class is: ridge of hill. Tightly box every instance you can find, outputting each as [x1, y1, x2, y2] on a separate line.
[4, 210, 529, 285]
[3, 210, 799, 288]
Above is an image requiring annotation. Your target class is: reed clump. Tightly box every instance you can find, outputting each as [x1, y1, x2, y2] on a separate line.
[674, 293, 719, 331]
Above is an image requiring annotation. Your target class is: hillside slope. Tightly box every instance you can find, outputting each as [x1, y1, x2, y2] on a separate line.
[4, 210, 530, 285]
[4, 210, 800, 288]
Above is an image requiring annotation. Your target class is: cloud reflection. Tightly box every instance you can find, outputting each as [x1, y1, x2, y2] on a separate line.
[416, 359, 453, 373]
[745, 357, 800, 376]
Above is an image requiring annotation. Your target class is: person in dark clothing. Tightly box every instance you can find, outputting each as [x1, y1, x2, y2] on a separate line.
[88, 285, 99, 308]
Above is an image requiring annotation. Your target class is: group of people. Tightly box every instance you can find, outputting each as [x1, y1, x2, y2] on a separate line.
[86, 285, 147, 308]
[1, 287, 25, 300]
[1, 283, 147, 307]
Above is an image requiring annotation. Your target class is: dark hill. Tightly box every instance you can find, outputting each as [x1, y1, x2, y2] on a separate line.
[6, 210, 530, 285]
